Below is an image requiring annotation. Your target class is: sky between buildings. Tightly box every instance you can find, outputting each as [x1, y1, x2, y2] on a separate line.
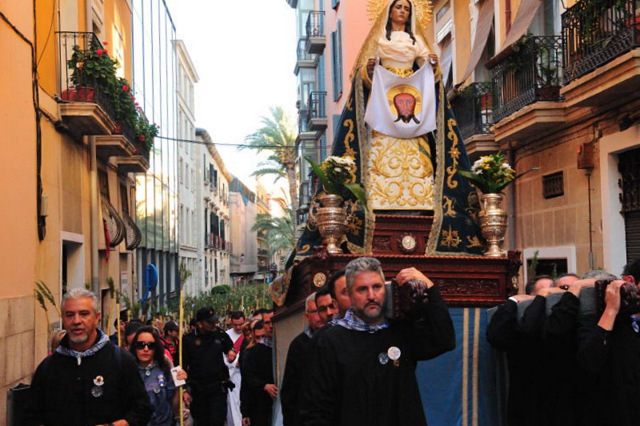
[164, 0, 299, 192]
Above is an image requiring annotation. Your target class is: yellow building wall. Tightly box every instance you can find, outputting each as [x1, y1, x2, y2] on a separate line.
[0, 2, 42, 421]
[0, 17, 38, 302]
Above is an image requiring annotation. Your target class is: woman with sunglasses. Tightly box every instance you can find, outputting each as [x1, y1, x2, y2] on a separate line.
[130, 326, 187, 426]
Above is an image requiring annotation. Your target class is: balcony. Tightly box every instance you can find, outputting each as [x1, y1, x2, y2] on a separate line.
[306, 11, 325, 54]
[561, 0, 640, 107]
[450, 82, 498, 159]
[489, 35, 567, 143]
[95, 122, 137, 160]
[206, 233, 231, 252]
[295, 39, 318, 75]
[306, 91, 327, 131]
[58, 31, 151, 170]
[57, 32, 117, 138]
[295, 108, 318, 145]
[114, 144, 150, 173]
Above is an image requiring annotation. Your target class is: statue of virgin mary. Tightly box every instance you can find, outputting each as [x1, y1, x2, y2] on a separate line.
[292, 0, 483, 263]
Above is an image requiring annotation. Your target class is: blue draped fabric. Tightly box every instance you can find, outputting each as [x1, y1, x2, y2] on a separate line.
[418, 307, 500, 426]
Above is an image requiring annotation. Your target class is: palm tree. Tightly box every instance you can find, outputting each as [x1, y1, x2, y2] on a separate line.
[251, 209, 296, 257]
[242, 106, 299, 211]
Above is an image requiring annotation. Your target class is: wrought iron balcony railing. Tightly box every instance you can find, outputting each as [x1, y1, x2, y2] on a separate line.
[297, 108, 312, 134]
[451, 82, 494, 140]
[307, 91, 327, 121]
[490, 36, 564, 123]
[306, 11, 326, 54]
[562, 0, 640, 83]
[297, 38, 317, 63]
[306, 11, 325, 39]
[57, 32, 116, 120]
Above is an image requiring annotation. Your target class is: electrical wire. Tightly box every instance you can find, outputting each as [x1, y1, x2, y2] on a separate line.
[154, 135, 297, 149]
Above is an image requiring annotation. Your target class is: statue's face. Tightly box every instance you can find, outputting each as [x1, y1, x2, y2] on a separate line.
[390, 0, 411, 26]
[394, 93, 416, 122]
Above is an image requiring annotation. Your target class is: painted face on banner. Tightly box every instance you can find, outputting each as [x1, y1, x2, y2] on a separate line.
[394, 92, 418, 123]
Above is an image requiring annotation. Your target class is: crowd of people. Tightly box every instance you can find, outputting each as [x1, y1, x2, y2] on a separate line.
[26, 282, 283, 426]
[28, 254, 640, 426]
[487, 259, 640, 426]
[26, 255, 456, 426]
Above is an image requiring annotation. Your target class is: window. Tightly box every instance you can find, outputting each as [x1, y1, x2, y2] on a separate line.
[203, 155, 207, 181]
[331, 21, 343, 101]
[543, 172, 564, 199]
[436, 0, 450, 22]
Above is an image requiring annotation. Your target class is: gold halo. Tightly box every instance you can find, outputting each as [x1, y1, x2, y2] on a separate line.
[386, 84, 423, 116]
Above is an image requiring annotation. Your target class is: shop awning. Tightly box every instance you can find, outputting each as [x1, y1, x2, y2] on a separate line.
[500, 0, 541, 50]
[458, 0, 495, 85]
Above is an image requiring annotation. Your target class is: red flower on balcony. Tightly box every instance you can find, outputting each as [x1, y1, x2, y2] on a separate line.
[122, 85, 129, 92]
[103, 41, 109, 46]
[139, 135, 146, 141]
[96, 49, 104, 56]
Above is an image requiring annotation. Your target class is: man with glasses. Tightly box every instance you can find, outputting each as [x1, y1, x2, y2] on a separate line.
[261, 308, 274, 345]
[281, 293, 325, 425]
[315, 285, 339, 325]
[183, 307, 235, 426]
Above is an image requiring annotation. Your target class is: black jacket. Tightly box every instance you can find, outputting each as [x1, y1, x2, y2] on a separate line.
[300, 286, 455, 426]
[182, 328, 233, 393]
[28, 334, 152, 426]
[241, 343, 274, 426]
[281, 331, 311, 426]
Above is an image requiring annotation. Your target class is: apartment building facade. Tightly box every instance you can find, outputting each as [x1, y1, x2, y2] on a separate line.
[176, 40, 201, 296]
[196, 129, 232, 292]
[131, 0, 180, 309]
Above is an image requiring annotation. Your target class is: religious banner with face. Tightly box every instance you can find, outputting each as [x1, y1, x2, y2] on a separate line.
[364, 63, 436, 138]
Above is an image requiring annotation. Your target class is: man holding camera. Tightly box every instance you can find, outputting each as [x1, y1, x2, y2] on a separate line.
[300, 257, 455, 426]
[183, 307, 235, 426]
[577, 259, 640, 426]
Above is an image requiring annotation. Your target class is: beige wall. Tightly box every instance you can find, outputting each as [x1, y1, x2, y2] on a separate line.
[510, 100, 640, 279]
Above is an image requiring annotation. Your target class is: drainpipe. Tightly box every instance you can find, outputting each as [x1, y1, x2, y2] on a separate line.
[90, 136, 100, 296]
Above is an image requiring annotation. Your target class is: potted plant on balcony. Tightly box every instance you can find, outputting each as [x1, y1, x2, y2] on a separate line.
[64, 41, 118, 101]
[135, 113, 159, 153]
[536, 47, 561, 101]
[112, 77, 138, 134]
